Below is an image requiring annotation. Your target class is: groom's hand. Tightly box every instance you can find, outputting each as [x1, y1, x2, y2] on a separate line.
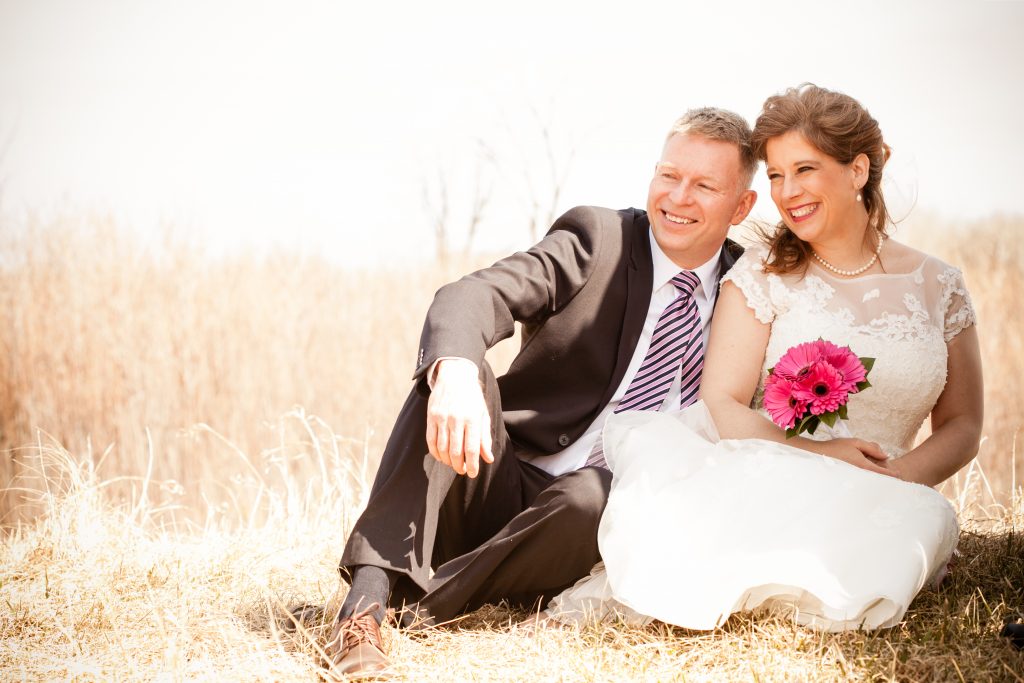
[426, 359, 495, 478]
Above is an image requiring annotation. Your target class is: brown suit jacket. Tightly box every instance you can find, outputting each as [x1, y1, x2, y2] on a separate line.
[413, 205, 743, 460]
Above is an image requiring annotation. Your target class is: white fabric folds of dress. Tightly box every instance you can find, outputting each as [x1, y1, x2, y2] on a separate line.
[547, 244, 974, 632]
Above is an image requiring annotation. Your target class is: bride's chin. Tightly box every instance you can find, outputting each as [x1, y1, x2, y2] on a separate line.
[786, 224, 819, 243]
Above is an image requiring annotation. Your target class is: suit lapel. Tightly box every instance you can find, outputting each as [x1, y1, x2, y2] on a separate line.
[602, 212, 654, 407]
[712, 238, 745, 312]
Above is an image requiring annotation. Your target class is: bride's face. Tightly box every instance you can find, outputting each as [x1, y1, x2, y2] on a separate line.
[765, 131, 865, 244]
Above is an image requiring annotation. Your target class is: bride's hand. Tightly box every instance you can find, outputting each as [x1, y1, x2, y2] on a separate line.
[815, 438, 897, 477]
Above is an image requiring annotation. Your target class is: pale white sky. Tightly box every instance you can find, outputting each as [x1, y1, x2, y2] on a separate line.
[1, 0, 1022, 265]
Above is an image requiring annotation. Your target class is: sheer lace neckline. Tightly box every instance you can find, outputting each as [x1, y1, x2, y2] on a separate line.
[808, 256, 929, 282]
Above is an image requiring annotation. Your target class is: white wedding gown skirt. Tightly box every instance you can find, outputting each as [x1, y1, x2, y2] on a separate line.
[547, 404, 959, 631]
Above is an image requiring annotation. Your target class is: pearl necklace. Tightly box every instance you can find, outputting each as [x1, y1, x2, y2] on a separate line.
[812, 236, 885, 277]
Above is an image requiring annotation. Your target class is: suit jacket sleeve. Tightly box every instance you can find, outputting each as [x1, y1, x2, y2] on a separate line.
[413, 206, 606, 390]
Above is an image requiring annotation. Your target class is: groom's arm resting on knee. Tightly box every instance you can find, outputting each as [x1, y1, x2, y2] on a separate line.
[426, 358, 494, 478]
[414, 206, 606, 478]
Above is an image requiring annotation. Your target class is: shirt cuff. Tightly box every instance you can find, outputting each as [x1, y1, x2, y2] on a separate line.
[427, 357, 478, 390]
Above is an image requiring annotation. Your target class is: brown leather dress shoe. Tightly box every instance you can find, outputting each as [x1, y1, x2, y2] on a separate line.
[513, 609, 572, 637]
[324, 603, 391, 680]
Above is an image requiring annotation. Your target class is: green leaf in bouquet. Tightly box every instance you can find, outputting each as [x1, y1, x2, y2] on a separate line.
[856, 379, 872, 392]
[790, 414, 813, 437]
[838, 403, 849, 420]
[860, 357, 875, 373]
[820, 411, 838, 428]
[803, 415, 820, 435]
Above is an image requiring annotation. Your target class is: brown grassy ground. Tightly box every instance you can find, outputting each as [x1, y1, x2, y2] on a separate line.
[1, 422, 1022, 681]
[2, 211, 1023, 680]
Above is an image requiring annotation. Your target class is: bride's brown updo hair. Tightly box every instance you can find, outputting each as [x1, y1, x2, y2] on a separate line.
[751, 84, 892, 274]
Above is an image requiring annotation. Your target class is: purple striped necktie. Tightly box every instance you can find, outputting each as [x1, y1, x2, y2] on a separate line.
[586, 270, 704, 469]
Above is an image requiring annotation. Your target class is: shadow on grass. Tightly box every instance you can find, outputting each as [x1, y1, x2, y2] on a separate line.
[457, 527, 1024, 679]
[239, 527, 1024, 680]
[704, 526, 1024, 680]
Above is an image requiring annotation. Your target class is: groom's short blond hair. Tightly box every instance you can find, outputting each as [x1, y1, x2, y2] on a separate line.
[667, 108, 758, 189]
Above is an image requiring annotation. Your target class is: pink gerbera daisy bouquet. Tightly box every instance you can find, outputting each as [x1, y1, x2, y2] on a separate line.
[763, 339, 874, 438]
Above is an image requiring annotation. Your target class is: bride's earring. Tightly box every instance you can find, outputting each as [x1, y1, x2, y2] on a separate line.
[856, 191, 863, 202]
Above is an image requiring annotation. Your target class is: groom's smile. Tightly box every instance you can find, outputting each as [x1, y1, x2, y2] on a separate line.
[663, 211, 697, 225]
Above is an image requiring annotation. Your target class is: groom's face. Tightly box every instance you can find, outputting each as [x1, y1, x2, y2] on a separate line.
[647, 133, 755, 270]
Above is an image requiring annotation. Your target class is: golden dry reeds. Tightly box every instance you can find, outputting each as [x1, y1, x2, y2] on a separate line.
[2, 211, 1019, 523]
[1, 415, 1022, 681]
[1, 415, 362, 681]
[1, 210, 1023, 680]
[896, 211, 1024, 518]
[0, 212, 515, 524]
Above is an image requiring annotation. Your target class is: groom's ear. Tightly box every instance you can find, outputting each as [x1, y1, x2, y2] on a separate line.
[730, 190, 757, 225]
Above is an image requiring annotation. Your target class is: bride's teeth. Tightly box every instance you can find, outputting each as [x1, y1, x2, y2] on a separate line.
[790, 205, 817, 218]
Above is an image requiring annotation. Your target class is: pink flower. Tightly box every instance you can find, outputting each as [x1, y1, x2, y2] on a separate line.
[763, 374, 808, 430]
[764, 338, 873, 437]
[794, 361, 848, 415]
[822, 343, 868, 393]
[771, 341, 824, 381]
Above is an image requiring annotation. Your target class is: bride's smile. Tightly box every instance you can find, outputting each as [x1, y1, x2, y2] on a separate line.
[787, 202, 819, 221]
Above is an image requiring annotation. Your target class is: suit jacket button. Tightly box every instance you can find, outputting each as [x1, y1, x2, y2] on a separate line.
[558, 434, 570, 447]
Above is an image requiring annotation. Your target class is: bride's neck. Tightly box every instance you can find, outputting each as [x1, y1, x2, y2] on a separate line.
[807, 211, 876, 270]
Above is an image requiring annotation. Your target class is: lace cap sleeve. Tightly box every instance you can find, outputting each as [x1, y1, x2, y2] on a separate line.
[938, 267, 976, 342]
[721, 246, 774, 324]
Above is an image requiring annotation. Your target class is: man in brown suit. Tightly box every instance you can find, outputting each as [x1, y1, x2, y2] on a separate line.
[326, 108, 758, 677]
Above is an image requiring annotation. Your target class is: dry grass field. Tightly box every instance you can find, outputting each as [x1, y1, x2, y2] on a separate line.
[2, 210, 1023, 680]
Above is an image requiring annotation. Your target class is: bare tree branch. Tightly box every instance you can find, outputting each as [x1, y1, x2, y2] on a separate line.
[497, 101, 576, 243]
[0, 123, 15, 212]
[421, 100, 574, 259]
[422, 168, 451, 267]
[464, 140, 495, 256]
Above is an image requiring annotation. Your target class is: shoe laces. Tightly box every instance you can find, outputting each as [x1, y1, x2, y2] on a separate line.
[337, 602, 384, 652]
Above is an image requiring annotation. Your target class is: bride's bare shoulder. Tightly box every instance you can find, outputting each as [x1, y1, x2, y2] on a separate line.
[880, 239, 935, 274]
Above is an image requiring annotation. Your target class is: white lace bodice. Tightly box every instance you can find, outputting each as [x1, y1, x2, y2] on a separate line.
[722, 244, 976, 458]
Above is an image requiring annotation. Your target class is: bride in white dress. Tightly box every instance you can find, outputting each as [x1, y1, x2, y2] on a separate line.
[545, 85, 984, 631]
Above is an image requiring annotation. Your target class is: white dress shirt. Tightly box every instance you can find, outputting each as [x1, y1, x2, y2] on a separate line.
[519, 233, 722, 476]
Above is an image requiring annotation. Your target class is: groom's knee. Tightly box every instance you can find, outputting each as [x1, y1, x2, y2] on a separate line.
[546, 466, 612, 528]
